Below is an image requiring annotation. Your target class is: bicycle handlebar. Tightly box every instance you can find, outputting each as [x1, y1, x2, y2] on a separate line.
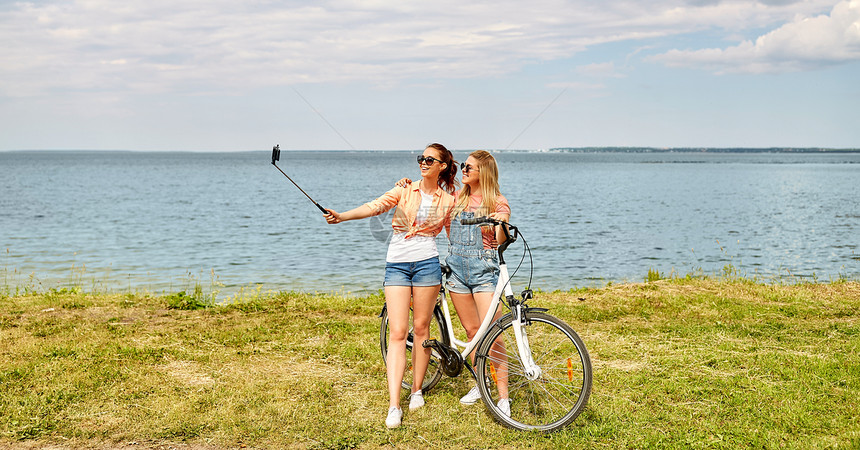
[460, 216, 496, 226]
[460, 216, 518, 263]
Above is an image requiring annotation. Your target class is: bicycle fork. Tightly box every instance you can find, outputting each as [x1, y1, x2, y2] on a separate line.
[511, 303, 542, 380]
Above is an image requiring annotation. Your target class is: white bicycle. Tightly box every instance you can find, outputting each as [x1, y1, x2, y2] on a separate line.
[379, 217, 592, 432]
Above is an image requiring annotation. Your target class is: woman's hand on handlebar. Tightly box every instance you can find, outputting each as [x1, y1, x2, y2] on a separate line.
[490, 212, 511, 244]
[324, 209, 342, 224]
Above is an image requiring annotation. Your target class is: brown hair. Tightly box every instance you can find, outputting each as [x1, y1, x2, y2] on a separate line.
[426, 143, 458, 195]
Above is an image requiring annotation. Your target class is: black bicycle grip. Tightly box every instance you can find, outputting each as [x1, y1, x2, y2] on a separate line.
[461, 216, 493, 225]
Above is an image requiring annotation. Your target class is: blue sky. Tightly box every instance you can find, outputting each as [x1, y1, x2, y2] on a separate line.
[1, 0, 858, 151]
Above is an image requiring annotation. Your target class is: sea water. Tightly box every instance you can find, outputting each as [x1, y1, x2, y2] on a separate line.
[2, 150, 858, 297]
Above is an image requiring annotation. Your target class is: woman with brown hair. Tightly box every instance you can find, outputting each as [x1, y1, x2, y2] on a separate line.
[324, 143, 457, 428]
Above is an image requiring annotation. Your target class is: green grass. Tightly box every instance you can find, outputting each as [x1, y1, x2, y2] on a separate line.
[1, 279, 858, 449]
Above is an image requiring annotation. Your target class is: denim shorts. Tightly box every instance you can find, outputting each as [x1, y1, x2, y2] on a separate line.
[445, 251, 499, 294]
[383, 256, 442, 287]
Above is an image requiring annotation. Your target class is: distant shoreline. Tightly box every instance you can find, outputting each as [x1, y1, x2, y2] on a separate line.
[547, 147, 860, 153]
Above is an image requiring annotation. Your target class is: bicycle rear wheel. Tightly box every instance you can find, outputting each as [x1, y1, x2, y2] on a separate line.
[379, 303, 449, 393]
[474, 311, 592, 432]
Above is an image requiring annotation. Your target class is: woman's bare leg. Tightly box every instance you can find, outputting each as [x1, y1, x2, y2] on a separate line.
[473, 291, 509, 399]
[384, 286, 412, 408]
[408, 285, 440, 392]
[449, 291, 481, 363]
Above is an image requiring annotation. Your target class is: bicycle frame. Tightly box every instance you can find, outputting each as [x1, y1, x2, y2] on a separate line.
[438, 262, 505, 355]
[434, 220, 542, 380]
[381, 215, 593, 432]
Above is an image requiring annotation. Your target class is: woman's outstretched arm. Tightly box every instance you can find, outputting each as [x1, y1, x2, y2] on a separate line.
[324, 204, 375, 224]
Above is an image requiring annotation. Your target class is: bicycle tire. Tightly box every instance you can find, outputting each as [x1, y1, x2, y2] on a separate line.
[379, 302, 449, 393]
[474, 311, 592, 432]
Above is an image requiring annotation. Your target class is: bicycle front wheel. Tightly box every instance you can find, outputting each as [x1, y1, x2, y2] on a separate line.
[474, 311, 592, 432]
[379, 303, 448, 393]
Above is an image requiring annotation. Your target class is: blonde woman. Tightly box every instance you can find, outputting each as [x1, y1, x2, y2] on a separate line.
[324, 143, 457, 428]
[446, 150, 511, 415]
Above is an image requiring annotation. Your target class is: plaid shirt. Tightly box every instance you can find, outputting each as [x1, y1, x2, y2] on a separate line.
[364, 183, 456, 239]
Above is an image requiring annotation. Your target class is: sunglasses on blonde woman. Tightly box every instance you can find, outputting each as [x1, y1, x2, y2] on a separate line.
[460, 162, 480, 174]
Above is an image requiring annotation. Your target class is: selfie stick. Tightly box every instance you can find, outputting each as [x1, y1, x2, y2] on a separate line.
[271, 145, 328, 214]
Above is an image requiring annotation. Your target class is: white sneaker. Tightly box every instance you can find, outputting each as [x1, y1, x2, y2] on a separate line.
[385, 407, 402, 428]
[408, 390, 424, 411]
[460, 386, 481, 405]
[497, 398, 511, 417]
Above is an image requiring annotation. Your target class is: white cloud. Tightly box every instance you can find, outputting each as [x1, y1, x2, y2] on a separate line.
[576, 62, 626, 78]
[650, 0, 860, 73]
[0, 0, 848, 97]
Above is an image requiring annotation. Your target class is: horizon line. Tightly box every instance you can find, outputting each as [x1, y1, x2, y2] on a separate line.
[2, 146, 860, 153]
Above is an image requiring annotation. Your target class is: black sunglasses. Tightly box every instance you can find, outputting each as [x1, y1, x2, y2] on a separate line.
[417, 155, 443, 165]
[460, 162, 480, 174]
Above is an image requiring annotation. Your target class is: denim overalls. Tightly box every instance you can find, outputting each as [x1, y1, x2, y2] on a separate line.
[445, 211, 500, 294]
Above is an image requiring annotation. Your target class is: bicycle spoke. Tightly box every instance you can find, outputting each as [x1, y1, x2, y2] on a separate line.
[475, 312, 592, 432]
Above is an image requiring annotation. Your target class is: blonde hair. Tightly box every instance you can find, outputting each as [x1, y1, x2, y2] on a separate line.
[454, 150, 501, 217]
